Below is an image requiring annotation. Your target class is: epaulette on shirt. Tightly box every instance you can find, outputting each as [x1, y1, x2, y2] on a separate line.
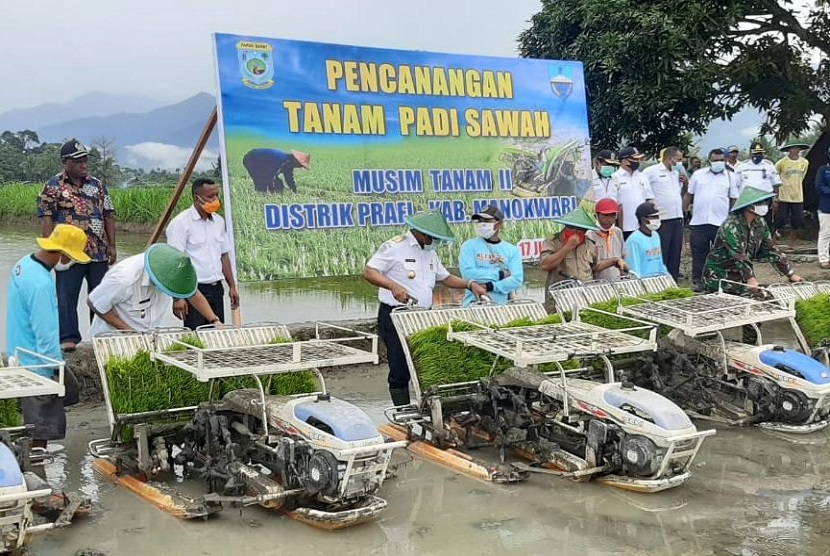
[378, 234, 406, 253]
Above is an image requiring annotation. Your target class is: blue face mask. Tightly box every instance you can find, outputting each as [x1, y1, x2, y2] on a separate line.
[752, 154, 764, 164]
[628, 161, 640, 172]
[710, 161, 726, 173]
[600, 165, 615, 178]
[674, 162, 685, 173]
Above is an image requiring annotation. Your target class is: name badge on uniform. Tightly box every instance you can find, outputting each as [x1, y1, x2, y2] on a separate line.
[405, 259, 416, 279]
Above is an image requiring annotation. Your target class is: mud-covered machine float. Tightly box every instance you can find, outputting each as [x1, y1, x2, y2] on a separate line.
[0, 350, 85, 553]
[380, 292, 714, 493]
[548, 277, 830, 434]
[88, 323, 405, 529]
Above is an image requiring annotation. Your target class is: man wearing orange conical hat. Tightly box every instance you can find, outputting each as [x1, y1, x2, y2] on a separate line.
[242, 148, 311, 194]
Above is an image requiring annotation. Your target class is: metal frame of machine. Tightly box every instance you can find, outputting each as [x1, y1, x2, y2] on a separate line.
[88, 323, 406, 529]
[0, 349, 84, 553]
[380, 300, 714, 492]
[549, 276, 830, 434]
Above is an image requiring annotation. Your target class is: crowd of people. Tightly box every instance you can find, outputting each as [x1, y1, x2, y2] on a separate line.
[6, 136, 830, 429]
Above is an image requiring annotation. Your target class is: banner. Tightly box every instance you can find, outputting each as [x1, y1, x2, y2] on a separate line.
[213, 33, 592, 281]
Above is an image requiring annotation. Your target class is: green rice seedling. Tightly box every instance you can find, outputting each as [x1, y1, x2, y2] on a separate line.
[795, 294, 830, 348]
[0, 400, 22, 428]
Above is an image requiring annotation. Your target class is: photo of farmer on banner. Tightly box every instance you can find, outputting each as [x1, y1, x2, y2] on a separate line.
[243, 148, 311, 194]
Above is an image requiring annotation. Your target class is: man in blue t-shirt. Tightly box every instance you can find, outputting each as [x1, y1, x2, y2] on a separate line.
[625, 203, 669, 277]
[459, 205, 523, 305]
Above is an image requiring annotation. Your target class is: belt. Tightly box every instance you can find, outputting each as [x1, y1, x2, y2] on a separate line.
[199, 281, 222, 287]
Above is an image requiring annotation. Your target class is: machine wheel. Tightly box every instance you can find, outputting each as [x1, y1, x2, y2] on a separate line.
[776, 390, 811, 424]
[305, 451, 340, 496]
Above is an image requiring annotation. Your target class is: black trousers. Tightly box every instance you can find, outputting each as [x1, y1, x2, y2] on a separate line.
[378, 303, 409, 389]
[690, 224, 719, 283]
[660, 218, 683, 281]
[184, 282, 224, 330]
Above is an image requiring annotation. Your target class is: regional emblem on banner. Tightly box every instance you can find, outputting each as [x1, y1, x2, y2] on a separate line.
[237, 41, 274, 89]
[549, 66, 574, 99]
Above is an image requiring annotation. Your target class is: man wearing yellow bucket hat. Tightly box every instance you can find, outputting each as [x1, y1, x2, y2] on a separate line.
[88, 244, 221, 336]
[6, 224, 91, 447]
[363, 210, 487, 406]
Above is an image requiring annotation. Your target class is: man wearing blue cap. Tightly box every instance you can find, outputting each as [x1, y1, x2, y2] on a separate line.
[363, 210, 487, 406]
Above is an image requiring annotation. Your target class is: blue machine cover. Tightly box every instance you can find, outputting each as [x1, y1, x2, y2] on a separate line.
[0, 443, 24, 488]
[759, 349, 830, 385]
[604, 387, 694, 430]
[294, 398, 380, 442]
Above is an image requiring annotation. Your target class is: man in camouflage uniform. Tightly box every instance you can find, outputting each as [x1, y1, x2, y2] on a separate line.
[702, 186, 803, 295]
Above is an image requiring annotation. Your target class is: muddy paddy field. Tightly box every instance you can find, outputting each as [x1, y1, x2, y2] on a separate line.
[30, 365, 830, 556]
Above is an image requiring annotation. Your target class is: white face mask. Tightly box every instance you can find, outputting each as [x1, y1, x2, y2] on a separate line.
[54, 258, 74, 272]
[752, 204, 769, 217]
[710, 161, 726, 173]
[423, 239, 440, 252]
[476, 222, 497, 239]
[646, 218, 662, 231]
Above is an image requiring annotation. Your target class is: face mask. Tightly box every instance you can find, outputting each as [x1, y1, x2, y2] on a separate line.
[199, 196, 221, 214]
[54, 259, 74, 272]
[646, 218, 661, 231]
[751, 154, 764, 164]
[674, 162, 685, 173]
[710, 161, 726, 173]
[563, 228, 586, 245]
[423, 238, 440, 252]
[628, 161, 640, 172]
[476, 222, 497, 239]
[752, 204, 769, 217]
[600, 165, 615, 178]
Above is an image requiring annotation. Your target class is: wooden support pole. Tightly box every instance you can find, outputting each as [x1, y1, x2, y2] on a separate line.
[146, 108, 218, 248]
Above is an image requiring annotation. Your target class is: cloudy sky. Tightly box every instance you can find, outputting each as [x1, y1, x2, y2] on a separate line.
[1, 0, 542, 110]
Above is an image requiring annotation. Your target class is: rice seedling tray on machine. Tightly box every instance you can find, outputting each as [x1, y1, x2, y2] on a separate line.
[445, 315, 656, 368]
[0, 349, 65, 399]
[151, 322, 378, 384]
[618, 289, 795, 337]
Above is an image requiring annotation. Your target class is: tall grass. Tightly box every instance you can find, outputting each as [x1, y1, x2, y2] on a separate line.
[0, 183, 192, 224]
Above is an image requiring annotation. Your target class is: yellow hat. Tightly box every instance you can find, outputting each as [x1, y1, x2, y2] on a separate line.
[36, 224, 92, 263]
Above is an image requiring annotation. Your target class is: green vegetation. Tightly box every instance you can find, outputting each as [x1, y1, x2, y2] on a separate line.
[409, 289, 694, 391]
[0, 183, 193, 224]
[795, 295, 830, 348]
[105, 335, 317, 415]
[226, 135, 562, 280]
[520, 1, 830, 151]
[0, 400, 22, 428]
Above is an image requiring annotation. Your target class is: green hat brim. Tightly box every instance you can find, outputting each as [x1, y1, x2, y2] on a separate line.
[552, 206, 600, 231]
[145, 244, 198, 299]
[732, 186, 776, 212]
[779, 142, 810, 151]
[405, 210, 455, 242]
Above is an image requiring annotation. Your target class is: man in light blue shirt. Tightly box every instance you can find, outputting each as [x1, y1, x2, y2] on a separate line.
[625, 203, 669, 278]
[6, 225, 91, 446]
[459, 205, 523, 305]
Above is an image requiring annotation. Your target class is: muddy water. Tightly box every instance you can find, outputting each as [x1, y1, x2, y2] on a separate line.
[29, 368, 830, 556]
[0, 225, 550, 342]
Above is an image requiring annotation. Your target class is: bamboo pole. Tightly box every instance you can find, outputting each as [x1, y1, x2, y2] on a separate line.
[146, 108, 218, 247]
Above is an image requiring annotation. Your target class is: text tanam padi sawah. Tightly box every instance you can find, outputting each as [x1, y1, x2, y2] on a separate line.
[280, 61, 551, 138]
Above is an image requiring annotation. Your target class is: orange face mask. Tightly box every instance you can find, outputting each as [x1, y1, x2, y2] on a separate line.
[199, 197, 221, 214]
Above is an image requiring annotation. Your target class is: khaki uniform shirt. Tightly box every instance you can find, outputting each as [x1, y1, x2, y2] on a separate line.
[541, 234, 598, 310]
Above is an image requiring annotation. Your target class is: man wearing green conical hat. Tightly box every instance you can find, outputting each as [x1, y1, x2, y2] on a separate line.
[540, 206, 627, 311]
[363, 210, 488, 406]
[88, 243, 221, 336]
[702, 186, 803, 295]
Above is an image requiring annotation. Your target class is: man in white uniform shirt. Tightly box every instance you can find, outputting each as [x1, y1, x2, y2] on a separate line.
[363, 210, 487, 406]
[643, 146, 685, 280]
[684, 149, 742, 291]
[610, 146, 654, 239]
[166, 178, 240, 330]
[588, 149, 620, 202]
[88, 244, 221, 336]
[735, 142, 781, 194]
